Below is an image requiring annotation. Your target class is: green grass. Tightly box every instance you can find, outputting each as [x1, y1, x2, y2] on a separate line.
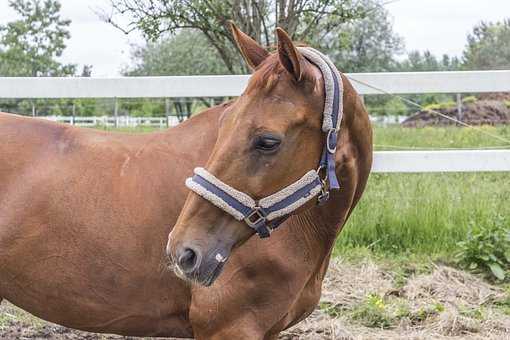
[320, 293, 446, 329]
[336, 125, 510, 259]
[337, 172, 509, 256]
[373, 125, 510, 150]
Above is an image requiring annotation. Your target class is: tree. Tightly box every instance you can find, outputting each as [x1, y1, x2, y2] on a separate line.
[0, 0, 76, 76]
[320, 0, 404, 72]
[104, 0, 366, 73]
[0, 0, 78, 117]
[397, 51, 461, 72]
[125, 30, 230, 76]
[124, 30, 230, 118]
[462, 19, 510, 70]
[123, 2, 402, 76]
[377, 51, 462, 116]
[80, 65, 93, 77]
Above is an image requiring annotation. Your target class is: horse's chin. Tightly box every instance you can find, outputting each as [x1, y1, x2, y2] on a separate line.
[200, 261, 226, 287]
[170, 261, 226, 287]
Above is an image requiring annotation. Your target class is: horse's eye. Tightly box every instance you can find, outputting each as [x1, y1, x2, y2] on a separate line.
[253, 134, 282, 153]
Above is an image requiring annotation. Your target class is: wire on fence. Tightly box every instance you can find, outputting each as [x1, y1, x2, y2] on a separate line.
[346, 75, 510, 146]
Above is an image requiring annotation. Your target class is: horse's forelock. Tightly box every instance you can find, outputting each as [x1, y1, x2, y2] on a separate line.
[245, 42, 313, 96]
[245, 54, 287, 94]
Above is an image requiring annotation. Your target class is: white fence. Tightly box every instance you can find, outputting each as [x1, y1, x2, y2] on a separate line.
[1, 71, 509, 173]
[1, 71, 509, 98]
[39, 114, 405, 128]
[373, 150, 510, 172]
[42, 115, 181, 128]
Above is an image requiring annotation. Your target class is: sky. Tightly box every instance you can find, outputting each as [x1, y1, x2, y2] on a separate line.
[0, 0, 509, 77]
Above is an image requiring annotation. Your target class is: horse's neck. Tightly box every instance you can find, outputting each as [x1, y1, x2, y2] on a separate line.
[301, 193, 351, 250]
[158, 104, 223, 163]
[292, 85, 371, 261]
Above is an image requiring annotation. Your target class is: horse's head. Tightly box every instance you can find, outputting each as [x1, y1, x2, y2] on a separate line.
[167, 25, 332, 286]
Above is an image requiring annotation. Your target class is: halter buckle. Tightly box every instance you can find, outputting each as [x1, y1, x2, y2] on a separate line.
[316, 165, 327, 180]
[244, 207, 267, 229]
[317, 178, 330, 206]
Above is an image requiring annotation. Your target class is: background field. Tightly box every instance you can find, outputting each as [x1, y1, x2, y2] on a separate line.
[338, 125, 510, 260]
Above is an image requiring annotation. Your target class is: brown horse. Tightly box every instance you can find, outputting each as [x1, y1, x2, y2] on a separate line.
[0, 25, 372, 339]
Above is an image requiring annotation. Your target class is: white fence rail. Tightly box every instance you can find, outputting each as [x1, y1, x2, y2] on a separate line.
[39, 114, 405, 128]
[373, 150, 510, 173]
[0, 71, 509, 98]
[42, 115, 181, 128]
[1, 71, 509, 173]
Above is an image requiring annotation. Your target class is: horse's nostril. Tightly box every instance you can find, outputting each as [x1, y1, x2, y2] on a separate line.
[178, 247, 198, 273]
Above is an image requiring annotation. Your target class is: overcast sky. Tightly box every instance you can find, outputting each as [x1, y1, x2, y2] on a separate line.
[0, 0, 509, 77]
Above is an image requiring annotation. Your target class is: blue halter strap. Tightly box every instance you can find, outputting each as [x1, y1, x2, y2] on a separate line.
[187, 169, 323, 238]
[185, 48, 342, 238]
[319, 61, 342, 191]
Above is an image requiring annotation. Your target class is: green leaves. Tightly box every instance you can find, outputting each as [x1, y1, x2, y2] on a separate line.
[489, 263, 505, 281]
[124, 30, 232, 76]
[0, 0, 76, 76]
[463, 19, 510, 70]
[455, 216, 510, 282]
[108, 0, 367, 74]
[318, 0, 404, 73]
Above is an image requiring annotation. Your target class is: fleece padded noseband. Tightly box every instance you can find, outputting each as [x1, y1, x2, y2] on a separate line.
[186, 169, 323, 237]
[185, 47, 343, 238]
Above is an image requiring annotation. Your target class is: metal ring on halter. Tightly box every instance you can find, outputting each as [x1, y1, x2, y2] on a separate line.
[326, 129, 337, 154]
[316, 165, 327, 181]
[315, 165, 330, 205]
[317, 179, 330, 205]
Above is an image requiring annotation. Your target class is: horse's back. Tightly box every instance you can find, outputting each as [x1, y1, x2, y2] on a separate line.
[0, 113, 65, 188]
[0, 112, 88, 261]
[0, 112, 160, 188]
[0, 112, 195, 336]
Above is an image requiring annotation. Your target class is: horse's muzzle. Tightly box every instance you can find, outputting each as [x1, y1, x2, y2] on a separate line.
[166, 242, 229, 287]
[176, 247, 201, 274]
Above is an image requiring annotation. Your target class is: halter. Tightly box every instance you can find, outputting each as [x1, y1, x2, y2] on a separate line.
[185, 47, 343, 238]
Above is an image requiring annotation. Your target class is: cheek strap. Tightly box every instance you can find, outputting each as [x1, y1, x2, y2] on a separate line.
[185, 168, 323, 238]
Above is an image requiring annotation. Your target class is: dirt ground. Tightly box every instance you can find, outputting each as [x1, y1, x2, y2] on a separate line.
[1, 259, 509, 340]
[402, 99, 510, 127]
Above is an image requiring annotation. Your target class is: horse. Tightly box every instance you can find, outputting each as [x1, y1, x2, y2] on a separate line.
[0, 24, 372, 339]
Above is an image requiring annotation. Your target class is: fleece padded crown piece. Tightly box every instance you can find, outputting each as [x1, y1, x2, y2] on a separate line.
[298, 47, 344, 132]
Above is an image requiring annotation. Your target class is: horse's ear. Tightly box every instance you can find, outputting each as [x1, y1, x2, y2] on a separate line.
[230, 22, 269, 70]
[276, 27, 305, 81]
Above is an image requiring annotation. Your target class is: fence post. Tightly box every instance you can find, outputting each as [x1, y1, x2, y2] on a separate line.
[165, 98, 170, 128]
[72, 102, 76, 125]
[456, 93, 463, 123]
[31, 102, 36, 117]
[114, 97, 118, 128]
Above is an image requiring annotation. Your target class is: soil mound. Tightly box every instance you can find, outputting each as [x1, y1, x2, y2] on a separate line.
[402, 100, 510, 127]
